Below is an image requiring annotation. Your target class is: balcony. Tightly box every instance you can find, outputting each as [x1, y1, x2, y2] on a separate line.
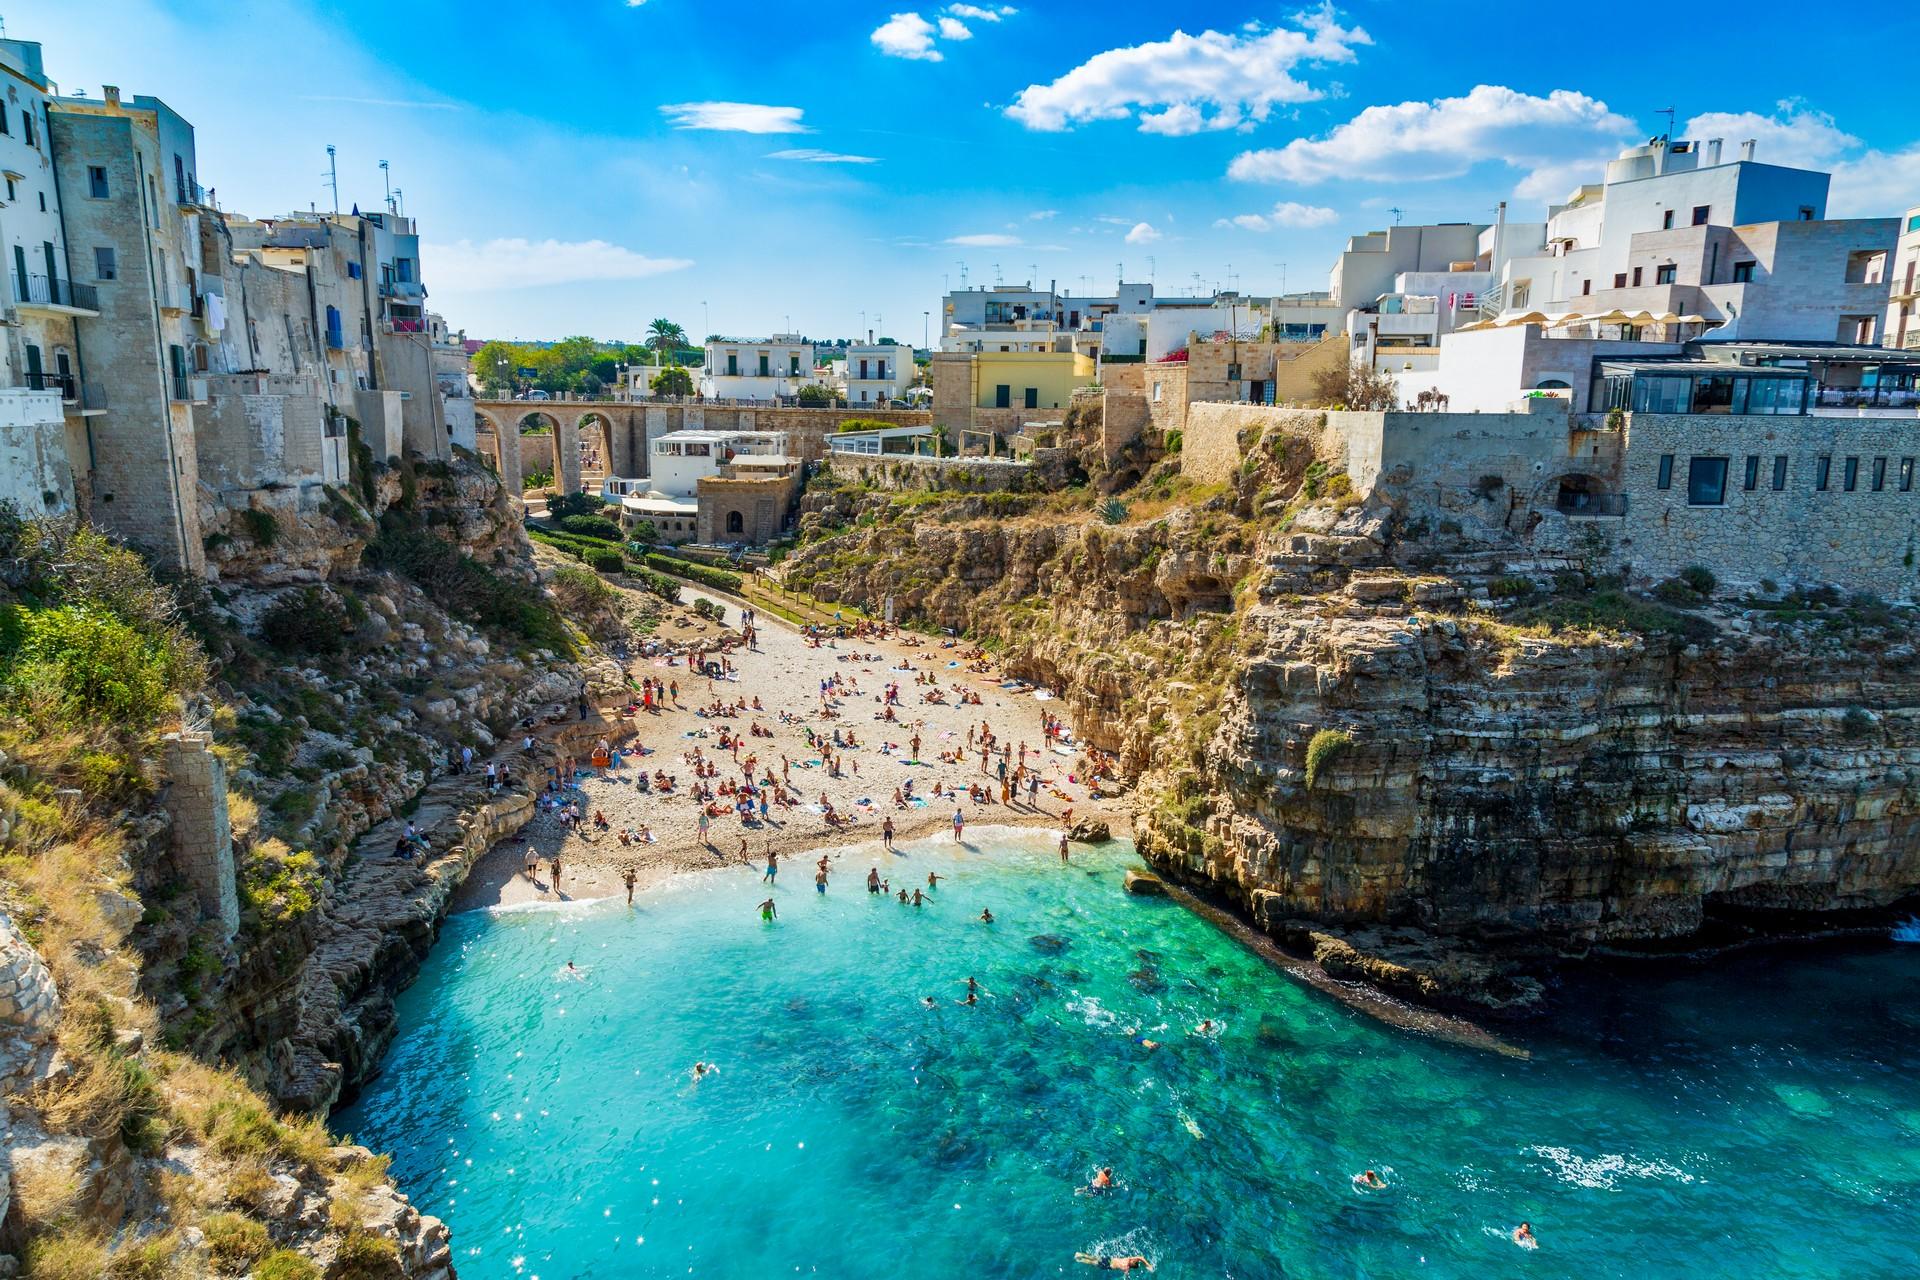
[11, 273, 100, 316]
[176, 177, 205, 207]
[22, 370, 76, 400]
[158, 282, 193, 314]
[170, 374, 209, 404]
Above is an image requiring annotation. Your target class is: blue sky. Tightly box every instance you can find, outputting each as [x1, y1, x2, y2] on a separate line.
[19, 0, 1920, 343]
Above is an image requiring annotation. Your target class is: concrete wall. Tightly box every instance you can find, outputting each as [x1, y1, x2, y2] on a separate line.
[353, 388, 404, 461]
[1619, 410, 1920, 598]
[164, 731, 237, 944]
[375, 327, 448, 461]
[444, 395, 476, 452]
[825, 451, 1046, 493]
[194, 381, 328, 495]
[0, 390, 75, 517]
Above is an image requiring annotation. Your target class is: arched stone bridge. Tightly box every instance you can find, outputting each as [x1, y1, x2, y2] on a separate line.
[470, 398, 931, 506]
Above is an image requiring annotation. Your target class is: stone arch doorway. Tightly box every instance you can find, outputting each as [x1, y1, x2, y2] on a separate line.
[725, 510, 745, 536]
[516, 411, 578, 495]
[472, 407, 517, 491]
[578, 412, 617, 487]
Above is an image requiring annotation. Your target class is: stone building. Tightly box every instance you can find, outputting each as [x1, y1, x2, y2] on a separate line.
[48, 85, 210, 576]
[1888, 206, 1920, 353]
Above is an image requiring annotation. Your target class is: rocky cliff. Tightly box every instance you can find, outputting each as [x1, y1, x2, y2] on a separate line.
[781, 446, 1920, 1015]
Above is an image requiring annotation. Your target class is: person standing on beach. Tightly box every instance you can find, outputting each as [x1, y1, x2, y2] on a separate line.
[952, 808, 965, 842]
[882, 816, 895, 851]
[698, 809, 711, 847]
[763, 848, 779, 884]
[624, 867, 637, 907]
[815, 866, 829, 894]
[1060, 831, 1071, 864]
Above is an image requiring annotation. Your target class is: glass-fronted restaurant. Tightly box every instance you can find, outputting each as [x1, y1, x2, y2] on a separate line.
[1593, 361, 1811, 415]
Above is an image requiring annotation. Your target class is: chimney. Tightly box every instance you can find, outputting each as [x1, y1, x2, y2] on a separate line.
[103, 84, 121, 107]
[1705, 138, 1723, 166]
[1739, 139, 1756, 162]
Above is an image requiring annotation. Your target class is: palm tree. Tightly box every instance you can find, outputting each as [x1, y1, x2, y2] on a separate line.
[647, 318, 686, 361]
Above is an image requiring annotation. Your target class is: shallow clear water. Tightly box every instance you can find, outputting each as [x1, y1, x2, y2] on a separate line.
[336, 830, 1920, 1279]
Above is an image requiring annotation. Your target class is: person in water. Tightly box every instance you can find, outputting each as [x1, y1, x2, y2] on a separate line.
[926, 871, 942, 889]
[1354, 1169, 1386, 1190]
[691, 1061, 717, 1081]
[624, 867, 637, 907]
[921, 996, 937, 1009]
[1513, 1222, 1536, 1249]
[957, 976, 988, 1005]
[763, 850, 779, 884]
[980, 907, 994, 924]
[1075, 1253, 1153, 1272]
[757, 898, 777, 922]
[1085, 1167, 1115, 1193]
[867, 867, 882, 894]
[1195, 1018, 1214, 1035]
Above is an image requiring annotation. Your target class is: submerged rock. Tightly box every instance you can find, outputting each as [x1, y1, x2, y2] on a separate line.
[1123, 869, 1165, 895]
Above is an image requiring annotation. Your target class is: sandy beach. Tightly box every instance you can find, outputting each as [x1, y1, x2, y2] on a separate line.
[453, 579, 1131, 911]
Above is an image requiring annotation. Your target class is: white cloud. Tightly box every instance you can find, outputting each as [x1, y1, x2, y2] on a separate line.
[1027, 209, 1059, 220]
[872, 12, 942, 60]
[659, 101, 808, 133]
[626, 0, 647, 7]
[1216, 200, 1340, 231]
[947, 233, 1021, 246]
[767, 148, 879, 164]
[1830, 143, 1920, 218]
[1228, 85, 1632, 186]
[426, 238, 693, 291]
[1006, 7, 1369, 134]
[1123, 221, 1161, 244]
[1683, 104, 1859, 171]
[947, 2, 1013, 18]
[938, 16, 972, 39]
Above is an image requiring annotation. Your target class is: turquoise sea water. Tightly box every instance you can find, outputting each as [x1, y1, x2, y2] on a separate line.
[335, 830, 1920, 1279]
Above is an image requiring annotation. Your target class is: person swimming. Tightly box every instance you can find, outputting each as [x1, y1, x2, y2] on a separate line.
[1080, 1167, 1115, 1194]
[691, 1061, 718, 1081]
[1195, 1019, 1215, 1035]
[1512, 1222, 1536, 1249]
[1075, 1253, 1154, 1272]
[921, 996, 937, 1009]
[1352, 1169, 1386, 1191]
[980, 908, 994, 923]
[558, 961, 586, 981]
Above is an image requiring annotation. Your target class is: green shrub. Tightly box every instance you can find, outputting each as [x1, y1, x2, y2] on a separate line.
[1099, 498, 1128, 525]
[366, 526, 570, 654]
[548, 491, 608, 522]
[258, 588, 351, 655]
[627, 519, 659, 547]
[837, 418, 896, 433]
[624, 566, 681, 602]
[1163, 429, 1182, 453]
[587, 549, 624, 573]
[522, 468, 553, 491]
[238, 508, 279, 547]
[22, 1233, 111, 1280]
[254, 1251, 322, 1280]
[1304, 728, 1352, 789]
[559, 513, 622, 541]
[1, 604, 178, 726]
[1488, 575, 1534, 600]
[330, 1231, 401, 1280]
[202, 1213, 271, 1270]
[641, 553, 743, 594]
[1678, 564, 1717, 596]
[691, 597, 725, 622]
[1651, 577, 1701, 606]
[240, 848, 322, 925]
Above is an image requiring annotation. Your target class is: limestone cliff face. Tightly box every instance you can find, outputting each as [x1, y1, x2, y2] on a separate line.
[1160, 605, 1920, 950]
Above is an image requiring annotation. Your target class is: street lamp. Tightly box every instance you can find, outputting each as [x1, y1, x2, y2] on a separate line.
[495, 356, 510, 397]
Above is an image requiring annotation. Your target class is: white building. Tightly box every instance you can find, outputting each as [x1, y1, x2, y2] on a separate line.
[843, 341, 914, 404]
[938, 280, 1341, 361]
[606, 429, 792, 541]
[0, 37, 90, 520]
[1887, 206, 1920, 352]
[1334, 217, 1545, 372]
[700, 335, 816, 401]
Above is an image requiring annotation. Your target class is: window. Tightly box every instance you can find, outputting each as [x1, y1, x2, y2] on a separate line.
[0, 105, 8, 135]
[20, 110, 33, 148]
[1656, 454, 1674, 489]
[1024, 387, 1039, 409]
[1151, 381, 1162, 403]
[1687, 457, 1729, 506]
[1816, 456, 1831, 490]
[1581, 279, 1592, 295]
[1903, 458, 1915, 491]
[1873, 457, 1888, 491]
[1909, 214, 1920, 234]
[1732, 261, 1755, 283]
[1691, 205, 1710, 226]
[1844, 457, 1860, 491]
[1772, 455, 1789, 491]
[1613, 273, 1627, 289]
[94, 247, 116, 280]
[87, 166, 109, 199]
[994, 384, 1010, 409]
[1743, 456, 1760, 491]
[1801, 206, 1817, 222]
[1662, 210, 1675, 230]
[1632, 267, 1643, 287]
[1655, 264, 1677, 285]
[1, 176, 12, 202]
[1633, 375, 1692, 414]
[347, 261, 361, 279]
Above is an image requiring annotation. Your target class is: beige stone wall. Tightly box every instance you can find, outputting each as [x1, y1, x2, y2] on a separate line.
[1179, 405, 1344, 484]
[1620, 411, 1920, 598]
[825, 452, 1037, 493]
[697, 471, 800, 545]
[164, 731, 238, 944]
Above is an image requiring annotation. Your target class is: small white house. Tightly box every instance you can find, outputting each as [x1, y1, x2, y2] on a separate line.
[843, 342, 915, 404]
[699, 335, 817, 401]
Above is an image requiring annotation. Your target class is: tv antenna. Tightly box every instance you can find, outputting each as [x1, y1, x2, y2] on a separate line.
[380, 160, 393, 213]
[324, 145, 339, 214]
[1388, 206, 1404, 225]
[1147, 255, 1156, 286]
[957, 262, 969, 288]
[1656, 105, 1676, 140]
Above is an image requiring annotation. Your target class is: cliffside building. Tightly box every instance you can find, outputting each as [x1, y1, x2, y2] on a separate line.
[1887, 206, 1920, 353]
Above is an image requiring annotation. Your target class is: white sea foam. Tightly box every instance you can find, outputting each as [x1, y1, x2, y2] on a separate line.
[484, 895, 616, 917]
[1528, 1144, 1696, 1190]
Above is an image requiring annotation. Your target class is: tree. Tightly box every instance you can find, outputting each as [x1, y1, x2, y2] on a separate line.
[647, 318, 686, 359]
[1309, 360, 1400, 411]
[797, 383, 837, 407]
[650, 366, 694, 397]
